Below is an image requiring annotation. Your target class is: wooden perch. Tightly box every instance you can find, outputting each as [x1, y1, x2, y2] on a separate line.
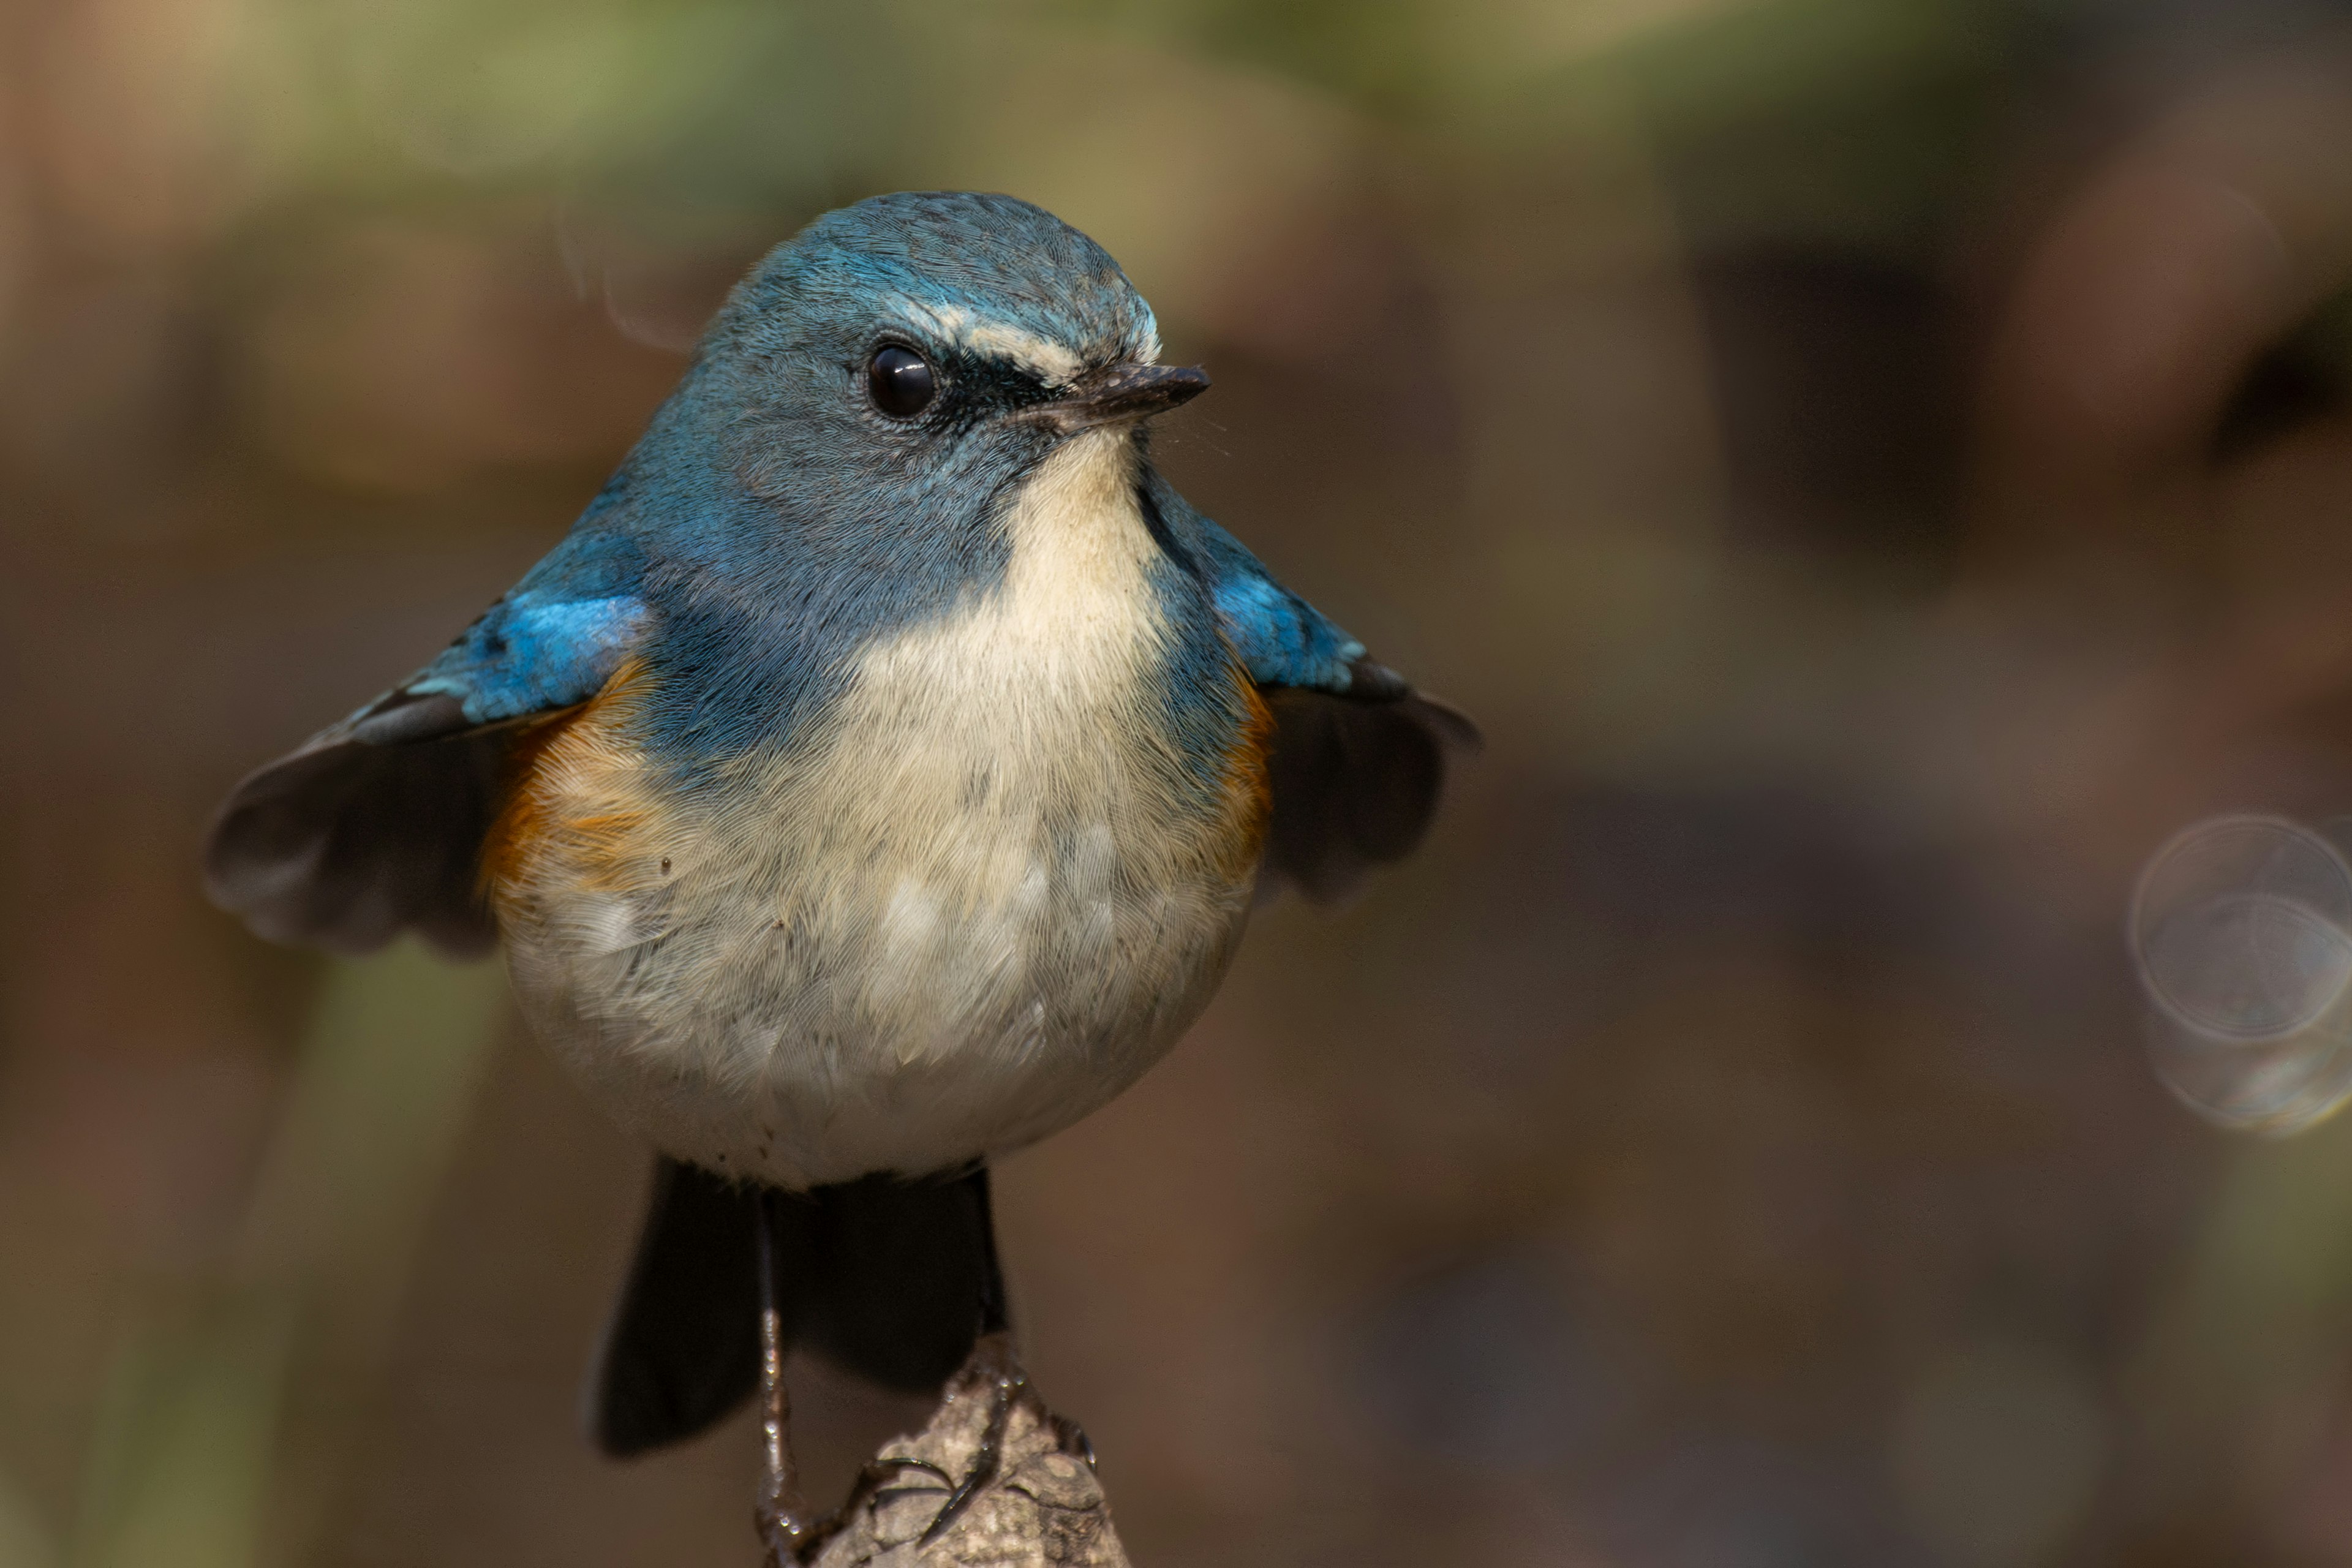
[807, 1341, 1132, 1567]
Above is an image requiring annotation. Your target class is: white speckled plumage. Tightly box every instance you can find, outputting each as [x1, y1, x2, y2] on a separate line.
[491, 427, 1267, 1188]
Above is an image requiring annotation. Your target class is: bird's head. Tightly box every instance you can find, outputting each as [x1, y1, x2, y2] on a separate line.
[645, 192, 1205, 576]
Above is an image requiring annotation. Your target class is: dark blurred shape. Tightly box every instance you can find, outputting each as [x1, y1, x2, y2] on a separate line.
[2214, 292, 2352, 461]
[1698, 251, 1962, 575]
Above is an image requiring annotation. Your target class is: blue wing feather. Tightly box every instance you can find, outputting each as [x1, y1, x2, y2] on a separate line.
[371, 524, 652, 730]
[1142, 472, 1366, 693]
[404, 590, 650, 726]
[205, 519, 653, 956]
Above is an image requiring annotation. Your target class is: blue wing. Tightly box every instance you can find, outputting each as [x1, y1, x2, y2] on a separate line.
[1144, 473, 1477, 901]
[205, 524, 651, 956]
[1190, 519, 1369, 692]
[342, 527, 650, 739]
[1145, 472, 1390, 697]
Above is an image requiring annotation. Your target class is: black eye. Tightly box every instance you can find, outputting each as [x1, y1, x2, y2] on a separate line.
[867, 345, 935, 418]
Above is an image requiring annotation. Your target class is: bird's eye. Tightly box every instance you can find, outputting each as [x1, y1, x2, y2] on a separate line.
[867, 345, 935, 418]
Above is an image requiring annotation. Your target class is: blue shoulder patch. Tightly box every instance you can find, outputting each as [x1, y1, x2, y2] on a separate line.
[407, 592, 649, 725]
[1144, 472, 1365, 693]
[389, 519, 652, 728]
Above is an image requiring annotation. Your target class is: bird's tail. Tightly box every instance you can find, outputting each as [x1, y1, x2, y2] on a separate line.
[586, 1157, 1003, 1458]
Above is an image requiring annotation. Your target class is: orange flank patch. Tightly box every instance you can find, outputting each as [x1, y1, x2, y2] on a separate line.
[479, 657, 662, 910]
[1218, 669, 1274, 882]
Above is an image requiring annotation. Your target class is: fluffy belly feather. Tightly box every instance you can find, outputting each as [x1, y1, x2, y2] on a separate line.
[488, 431, 1268, 1188]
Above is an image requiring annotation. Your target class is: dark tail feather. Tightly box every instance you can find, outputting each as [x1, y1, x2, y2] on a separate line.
[586, 1158, 1002, 1458]
[799, 1164, 1005, 1389]
[587, 1158, 776, 1457]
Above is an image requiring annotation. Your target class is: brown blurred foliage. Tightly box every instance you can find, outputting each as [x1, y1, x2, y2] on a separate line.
[10, 2, 2352, 1565]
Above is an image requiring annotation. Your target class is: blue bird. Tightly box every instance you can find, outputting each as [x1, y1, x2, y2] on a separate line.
[205, 190, 1472, 1557]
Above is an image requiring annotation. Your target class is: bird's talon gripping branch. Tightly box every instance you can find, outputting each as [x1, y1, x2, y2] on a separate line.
[864, 1458, 956, 1506]
[803, 1455, 955, 1549]
[918, 1340, 1028, 1547]
[1050, 1414, 1097, 1469]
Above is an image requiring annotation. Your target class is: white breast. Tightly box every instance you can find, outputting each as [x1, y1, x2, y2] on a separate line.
[498, 428, 1262, 1188]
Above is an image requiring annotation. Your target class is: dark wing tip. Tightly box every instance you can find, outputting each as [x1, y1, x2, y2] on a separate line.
[1260, 681, 1478, 905]
[1345, 661, 1483, 753]
[1412, 692, 1483, 755]
[347, 690, 469, 746]
[203, 715, 504, 959]
[1346, 658, 1411, 701]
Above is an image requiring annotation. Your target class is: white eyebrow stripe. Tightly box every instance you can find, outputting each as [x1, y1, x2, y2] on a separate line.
[895, 300, 1087, 388]
[1132, 310, 1162, 366]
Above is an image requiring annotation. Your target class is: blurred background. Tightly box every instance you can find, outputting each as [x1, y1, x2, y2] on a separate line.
[12, 0, 2352, 1564]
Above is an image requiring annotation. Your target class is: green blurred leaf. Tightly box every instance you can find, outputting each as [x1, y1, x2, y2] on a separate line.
[0, 1468, 58, 1568]
[71, 1297, 290, 1568]
[71, 944, 506, 1568]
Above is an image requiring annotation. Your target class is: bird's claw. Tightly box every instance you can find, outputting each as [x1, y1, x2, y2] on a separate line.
[896, 1332, 1099, 1548]
[763, 1334, 1095, 1559]
[917, 1354, 1025, 1545]
[1047, 1412, 1096, 1469]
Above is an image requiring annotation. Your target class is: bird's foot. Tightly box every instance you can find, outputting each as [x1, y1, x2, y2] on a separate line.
[916, 1332, 1095, 1545]
[916, 1338, 1017, 1545]
[796, 1333, 1125, 1566]
[835, 1335, 1100, 1554]
[755, 1497, 821, 1568]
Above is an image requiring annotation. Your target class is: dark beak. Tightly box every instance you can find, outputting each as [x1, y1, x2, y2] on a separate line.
[1036, 363, 1211, 432]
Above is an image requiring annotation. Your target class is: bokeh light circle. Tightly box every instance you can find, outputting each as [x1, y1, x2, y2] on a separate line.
[2130, 816, 2352, 1040]
[2130, 815, 2352, 1134]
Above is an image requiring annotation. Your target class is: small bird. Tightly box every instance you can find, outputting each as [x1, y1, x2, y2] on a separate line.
[205, 191, 1472, 1559]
